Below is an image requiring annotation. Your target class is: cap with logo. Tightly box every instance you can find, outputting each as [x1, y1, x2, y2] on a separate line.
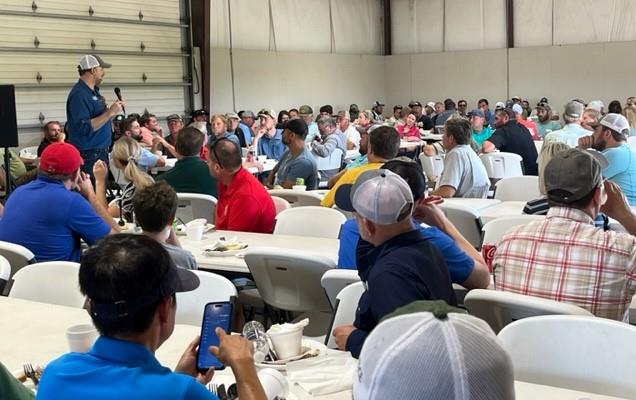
[468, 109, 485, 118]
[408, 100, 422, 108]
[353, 300, 515, 400]
[373, 100, 385, 107]
[298, 105, 313, 116]
[334, 169, 413, 225]
[166, 114, 183, 122]
[78, 54, 112, 70]
[191, 109, 209, 118]
[225, 112, 240, 121]
[564, 101, 584, 118]
[258, 108, 276, 119]
[40, 142, 84, 175]
[536, 102, 552, 112]
[545, 148, 607, 204]
[600, 113, 630, 135]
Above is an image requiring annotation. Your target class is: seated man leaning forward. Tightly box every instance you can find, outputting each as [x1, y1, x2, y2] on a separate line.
[133, 181, 197, 270]
[37, 234, 266, 400]
[207, 138, 276, 233]
[267, 118, 317, 190]
[494, 148, 636, 321]
[331, 169, 456, 358]
[0, 142, 117, 262]
[431, 118, 490, 199]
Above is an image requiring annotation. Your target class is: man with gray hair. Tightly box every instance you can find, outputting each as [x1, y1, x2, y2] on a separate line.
[544, 101, 589, 147]
[312, 116, 347, 180]
[579, 113, 636, 204]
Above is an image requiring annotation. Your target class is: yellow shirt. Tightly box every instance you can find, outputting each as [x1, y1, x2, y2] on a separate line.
[321, 162, 383, 207]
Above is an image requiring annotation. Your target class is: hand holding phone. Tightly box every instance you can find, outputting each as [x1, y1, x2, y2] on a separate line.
[197, 301, 233, 371]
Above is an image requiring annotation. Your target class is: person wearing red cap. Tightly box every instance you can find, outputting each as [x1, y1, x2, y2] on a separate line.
[0, 143, 117, 262]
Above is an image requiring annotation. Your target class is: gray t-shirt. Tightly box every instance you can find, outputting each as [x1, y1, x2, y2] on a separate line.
[275, 148, 318, 189]
[437, 145, 490, 198]
[163, 242, 197, 270]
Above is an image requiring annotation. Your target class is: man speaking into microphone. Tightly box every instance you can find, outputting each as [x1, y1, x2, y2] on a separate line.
[66, 54, 125, 176]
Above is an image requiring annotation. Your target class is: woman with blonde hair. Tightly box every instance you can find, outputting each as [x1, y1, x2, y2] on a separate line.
[210, 113, 240, 146]
[622, 105, 636, 137]
[96, 136, 154, 223]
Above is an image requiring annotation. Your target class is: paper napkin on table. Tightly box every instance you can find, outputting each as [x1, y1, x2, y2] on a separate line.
[286, 350, 357, 396]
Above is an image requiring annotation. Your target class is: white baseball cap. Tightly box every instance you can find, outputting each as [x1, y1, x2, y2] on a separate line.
[587, 100, 605, 112]
[353, 301, 515, 400]
[426, 101, 436, 109]
[511, 104, 523, 114]
[600, 113, 630, 135]
[78, 54, 112, 70]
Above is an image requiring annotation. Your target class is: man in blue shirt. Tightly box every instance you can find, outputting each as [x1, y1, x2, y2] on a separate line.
[338, 159, 490, 290]
[66, 55, 124, 177]
[267, 119, 317, 189]
[0, 143, 116, 262]
[580, 113, 636, 204]
[37, 234, 267, 400]
[255, 109, 285, 160]
[331, 169, 456, 358]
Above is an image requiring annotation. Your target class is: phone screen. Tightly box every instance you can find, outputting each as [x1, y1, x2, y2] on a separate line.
[197, 302, 233, 371]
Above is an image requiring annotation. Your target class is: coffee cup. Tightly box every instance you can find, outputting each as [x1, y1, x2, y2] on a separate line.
[66, 324, 98, 353]
[257, 368, 289, 400]
[267, 325, 303, 360]
[186, 222, 205, 241]
[292, 185, 306, 191]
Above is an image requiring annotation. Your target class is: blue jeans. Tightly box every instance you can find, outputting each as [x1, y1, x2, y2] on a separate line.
[79, 148, 109, 178]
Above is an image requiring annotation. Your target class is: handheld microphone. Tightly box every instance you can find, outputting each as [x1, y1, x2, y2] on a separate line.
[114, 87, 126, 115]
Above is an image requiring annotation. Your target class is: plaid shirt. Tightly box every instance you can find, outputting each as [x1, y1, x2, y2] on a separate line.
[493, 206, 636, 321]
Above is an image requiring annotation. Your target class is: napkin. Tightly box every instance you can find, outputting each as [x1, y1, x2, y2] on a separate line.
[286, 350, 357, 396]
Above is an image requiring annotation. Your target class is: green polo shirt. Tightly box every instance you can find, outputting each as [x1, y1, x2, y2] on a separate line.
[156, 156, 217, 197]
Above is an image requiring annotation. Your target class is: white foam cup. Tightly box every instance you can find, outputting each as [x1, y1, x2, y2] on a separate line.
[66, 324, 98, 353]
[268, 326, 303, 360]
[186, 222, 205, 240]
[257, 368, 289, 399]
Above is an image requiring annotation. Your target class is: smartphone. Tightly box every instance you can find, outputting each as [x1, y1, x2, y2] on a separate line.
[196, 301, 233, 371]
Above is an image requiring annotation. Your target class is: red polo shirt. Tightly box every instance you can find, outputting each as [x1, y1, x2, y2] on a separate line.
[215, 167, 276, 233]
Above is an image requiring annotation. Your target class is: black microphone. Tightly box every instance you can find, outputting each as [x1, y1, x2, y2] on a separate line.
[114, 87, 126, 116]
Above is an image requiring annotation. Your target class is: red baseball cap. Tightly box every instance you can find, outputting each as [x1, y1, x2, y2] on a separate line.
[39, 143, 84, 175]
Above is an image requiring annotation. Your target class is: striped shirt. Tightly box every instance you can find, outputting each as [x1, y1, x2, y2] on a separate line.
[493, 206, 636, 321]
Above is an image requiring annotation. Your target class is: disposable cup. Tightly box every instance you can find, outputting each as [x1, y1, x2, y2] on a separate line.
[268, 326, 303, 360]
[292, 185, 306, 191]
[66, 324, 98, 353]
[257, 155, 267, 162]
[257, 368, 289, 399]
[186, 223, 205, 241]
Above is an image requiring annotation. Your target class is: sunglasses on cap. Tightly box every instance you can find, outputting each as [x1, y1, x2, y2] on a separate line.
[209, 137, 238, 169]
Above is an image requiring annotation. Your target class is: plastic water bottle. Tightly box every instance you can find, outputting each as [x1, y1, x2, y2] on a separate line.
[242, 321, 270, 363]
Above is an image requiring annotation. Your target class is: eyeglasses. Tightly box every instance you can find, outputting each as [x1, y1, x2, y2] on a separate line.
[209, 137, 237, 169]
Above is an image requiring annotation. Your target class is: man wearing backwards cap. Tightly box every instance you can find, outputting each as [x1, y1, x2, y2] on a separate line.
[66, 54, 123, 177]
[0, 143, 117, 262]
[332, 169, 455, 358]
[494, 148, 636, 320]
[578, 113, 636, 205]
[534, 102, 562, 138]
[37, 234, 267, 400]
[544, 101, 589, 147]
[267, 119, 317, 190]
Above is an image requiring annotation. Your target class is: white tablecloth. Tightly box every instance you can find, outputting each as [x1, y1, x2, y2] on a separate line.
[478, 201, 527, 224]
[443, 198, 501, 211]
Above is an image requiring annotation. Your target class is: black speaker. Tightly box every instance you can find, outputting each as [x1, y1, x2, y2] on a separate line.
[0, 85, 19, 148]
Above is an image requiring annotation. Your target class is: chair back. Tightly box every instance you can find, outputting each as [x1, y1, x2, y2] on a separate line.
[270, 196, 291, 215]
[325, 282, 365, 348]
[464, 289, 593, 334]
[315, 148, 344, 171]
[274, 206, 346, 239]
[9, 262, 85, 308]
[479, 152, 523, 179]
[175, 270, 237, 326]
[320, 269, 361, 308]
[494, 176, 541, 201]
[244, 247, 334, 313]
[418, 153, 445, 179]
[0, 240, 35, 281]
[109, 158, 130, 189]
[0, 255, 10, 294]
[176, 193, 217, 223]
[438, 203, 483, 248]
[482, 215, 545, 245]
[267, 189, 323, 207]
[533, 140, 543, 154]
[498, 315, 636, 398]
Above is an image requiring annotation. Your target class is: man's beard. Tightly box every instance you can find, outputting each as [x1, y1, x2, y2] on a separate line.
[592, 137, 606, 152]
[538, 114, 549, 123]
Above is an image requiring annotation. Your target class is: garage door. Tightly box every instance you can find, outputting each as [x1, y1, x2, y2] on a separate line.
[0, 0, 192, 146]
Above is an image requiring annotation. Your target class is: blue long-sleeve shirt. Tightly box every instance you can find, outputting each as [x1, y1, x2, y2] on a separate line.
[66, 80, 112, 150]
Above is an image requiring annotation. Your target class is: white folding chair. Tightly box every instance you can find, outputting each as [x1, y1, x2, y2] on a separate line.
[0, 255, 10, 293]
[464, 289, 593, 334]
[9, 262, 85, 308]
[270, 196, 291, 215]
[438, 203, 483, 248]
[493, 176, 541, 201]
[480, 152, 523, 179]
[325, 282, 365, 348]
[175, 270, 237, 326]
[418, 153, 444, 180]
[498, 315, 636, 398]
[267, 189, 323, 207]
[320, 269, 361, 308]
[481, 215, 545, 245]
[244, 247, 335, 333]
[274, 206, 346, 239]
[176, 193, 217, 224]
[0, 240, 35, 282]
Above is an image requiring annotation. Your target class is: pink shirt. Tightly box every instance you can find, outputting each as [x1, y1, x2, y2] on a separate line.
[397, 124, 420, 138]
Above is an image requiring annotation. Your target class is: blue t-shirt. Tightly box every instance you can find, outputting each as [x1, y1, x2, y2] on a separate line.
[139, 147, 160, 169]
[66, 80, 112, 150]
[38, 336, 218, 400]
[602, 144, 636, 205]
[258, 129, 285, 160]
[275, 148, 318, 189]
[0, 176, 111, 262]
[337, 219, 474, 284]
